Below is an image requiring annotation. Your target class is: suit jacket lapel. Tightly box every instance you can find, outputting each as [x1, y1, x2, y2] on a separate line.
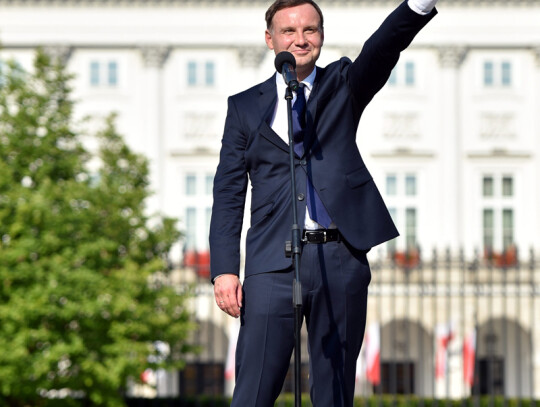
[256, 69, 322, 156]
[257, 75, 289, 153]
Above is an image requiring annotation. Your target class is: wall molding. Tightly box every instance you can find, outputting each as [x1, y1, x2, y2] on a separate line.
[1, 0, 539, 6]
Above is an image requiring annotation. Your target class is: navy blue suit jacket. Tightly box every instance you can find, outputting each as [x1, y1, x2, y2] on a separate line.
[210, 1, 437, 280]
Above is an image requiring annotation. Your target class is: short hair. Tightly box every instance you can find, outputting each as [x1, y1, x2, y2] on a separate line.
[265, 0, 324, 32]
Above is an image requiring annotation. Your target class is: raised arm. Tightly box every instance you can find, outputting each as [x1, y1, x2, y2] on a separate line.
[347, 0, 438, 108]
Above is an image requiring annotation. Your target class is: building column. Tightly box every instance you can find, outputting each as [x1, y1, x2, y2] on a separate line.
[534, 47, 540, 248]
[435, 46, 468, 399]
[236, 46, 268, 83]
[43, 45, 73, 66]
[533, 45, 540, 400]
[437, 46, 468, 253]
[140, 45, 171, 215]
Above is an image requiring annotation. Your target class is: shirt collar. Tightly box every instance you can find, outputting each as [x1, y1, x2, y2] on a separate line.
[275, 66, 317, 92]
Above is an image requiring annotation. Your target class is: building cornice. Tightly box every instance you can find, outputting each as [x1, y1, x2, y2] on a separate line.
[0, 0, 539, 6]
[3, 43, 539, 51]
[371, 148, 436, 159]
[467, 149, 532, 159]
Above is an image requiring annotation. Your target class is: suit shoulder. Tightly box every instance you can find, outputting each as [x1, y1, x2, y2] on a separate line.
[315, 57, 353, 85]
[229, 75, 274, 101]
[319, 57, 353, 74]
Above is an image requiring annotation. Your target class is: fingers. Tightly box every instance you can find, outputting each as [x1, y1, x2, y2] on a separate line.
[214, 274, 242, 318]
[236, 282, 243, 309]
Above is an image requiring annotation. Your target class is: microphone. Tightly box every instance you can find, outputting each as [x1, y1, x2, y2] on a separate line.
[274, 51, 299, 91]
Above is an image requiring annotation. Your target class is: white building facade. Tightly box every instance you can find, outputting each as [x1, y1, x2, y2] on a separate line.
[1, 0, 539, 399]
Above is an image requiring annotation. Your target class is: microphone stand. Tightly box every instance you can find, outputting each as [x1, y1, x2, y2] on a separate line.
[283, 84, 303, 407]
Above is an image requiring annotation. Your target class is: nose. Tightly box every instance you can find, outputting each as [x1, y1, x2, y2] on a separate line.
[294, 30, 307, 46]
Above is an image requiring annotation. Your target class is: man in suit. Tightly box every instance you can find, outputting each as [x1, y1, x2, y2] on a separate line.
[210, 0, 438, 405]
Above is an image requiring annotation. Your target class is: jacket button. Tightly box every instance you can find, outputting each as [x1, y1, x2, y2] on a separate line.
[297, 193, 305, 201]
[300, 160, 307, 166]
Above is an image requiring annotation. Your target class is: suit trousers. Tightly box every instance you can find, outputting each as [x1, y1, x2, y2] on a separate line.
[231, 239, 371, 407]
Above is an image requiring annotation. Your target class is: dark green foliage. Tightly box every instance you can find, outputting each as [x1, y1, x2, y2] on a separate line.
[0, 51, 196, 406]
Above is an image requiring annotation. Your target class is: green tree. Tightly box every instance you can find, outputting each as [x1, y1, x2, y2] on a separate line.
[0, 51, 195, 406]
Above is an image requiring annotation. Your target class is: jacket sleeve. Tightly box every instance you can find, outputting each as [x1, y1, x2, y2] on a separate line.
[209, 96, 249, 280]
[347, 0, 437, 108]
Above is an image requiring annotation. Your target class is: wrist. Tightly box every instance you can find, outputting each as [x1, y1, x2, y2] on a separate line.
[408, 0, 437, 15]
[212, 273, 237, 284]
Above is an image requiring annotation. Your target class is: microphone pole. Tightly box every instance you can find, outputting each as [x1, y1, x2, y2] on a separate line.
[275, 51, 302, 407]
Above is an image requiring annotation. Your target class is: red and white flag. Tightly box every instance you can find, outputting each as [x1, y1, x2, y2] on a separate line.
[364, 322, 381, 386]
[463, 328, 476, 387]
[435, 322, 454, 379]
[140, 368, 156, 386]
[224, 321, 240, 380]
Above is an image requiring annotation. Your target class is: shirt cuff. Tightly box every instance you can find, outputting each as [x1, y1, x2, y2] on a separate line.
[212, 274, 236, 284]
[408, 0, 438, 15]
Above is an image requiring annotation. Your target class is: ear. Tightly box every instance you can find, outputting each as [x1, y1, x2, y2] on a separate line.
[265, 29, 274, 50]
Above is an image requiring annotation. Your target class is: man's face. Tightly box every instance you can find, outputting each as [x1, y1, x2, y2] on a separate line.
[265, 3, 324, 80]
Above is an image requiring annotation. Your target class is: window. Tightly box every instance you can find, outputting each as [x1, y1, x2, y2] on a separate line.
[483, 60, 512, 88]
[385, 173, 419, 253]
[388, 207, 398, 253]
[108, 61, 118, 86]
[473, 358, 504, 395]
[205, 174, 214, 195]
[90, 61, 100, 86]
[89, 60, 119, 87]
[388, 68, 398, 86]
[502, 176, 513, 197]
[483, 209, 494, 251]
[186, 174, 197, 196]
[483, 61, 494, 86]
[501, 61, 512, 86]
[483, 176, 494, 197]
[481, 174, 516, 253]
[387, 60, 416, 87]
[405, 62, 415, 86]
[187, 60, 216, 87]
[502, 209, 514, 249]
[405, 208, 417, 249]
[205, 62, 215, 86]
[376, 362, 415, 394]
[405, 174, 416, 196]
[386, 175, 397, 196]
[384, 173, 417, 199]
[187, 61, 197, 86]
[182, 171, 214, 253]
[179, 363, 224, 396]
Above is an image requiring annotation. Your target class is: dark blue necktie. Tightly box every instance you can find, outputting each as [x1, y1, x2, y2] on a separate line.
[292, 85, 332, 228]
